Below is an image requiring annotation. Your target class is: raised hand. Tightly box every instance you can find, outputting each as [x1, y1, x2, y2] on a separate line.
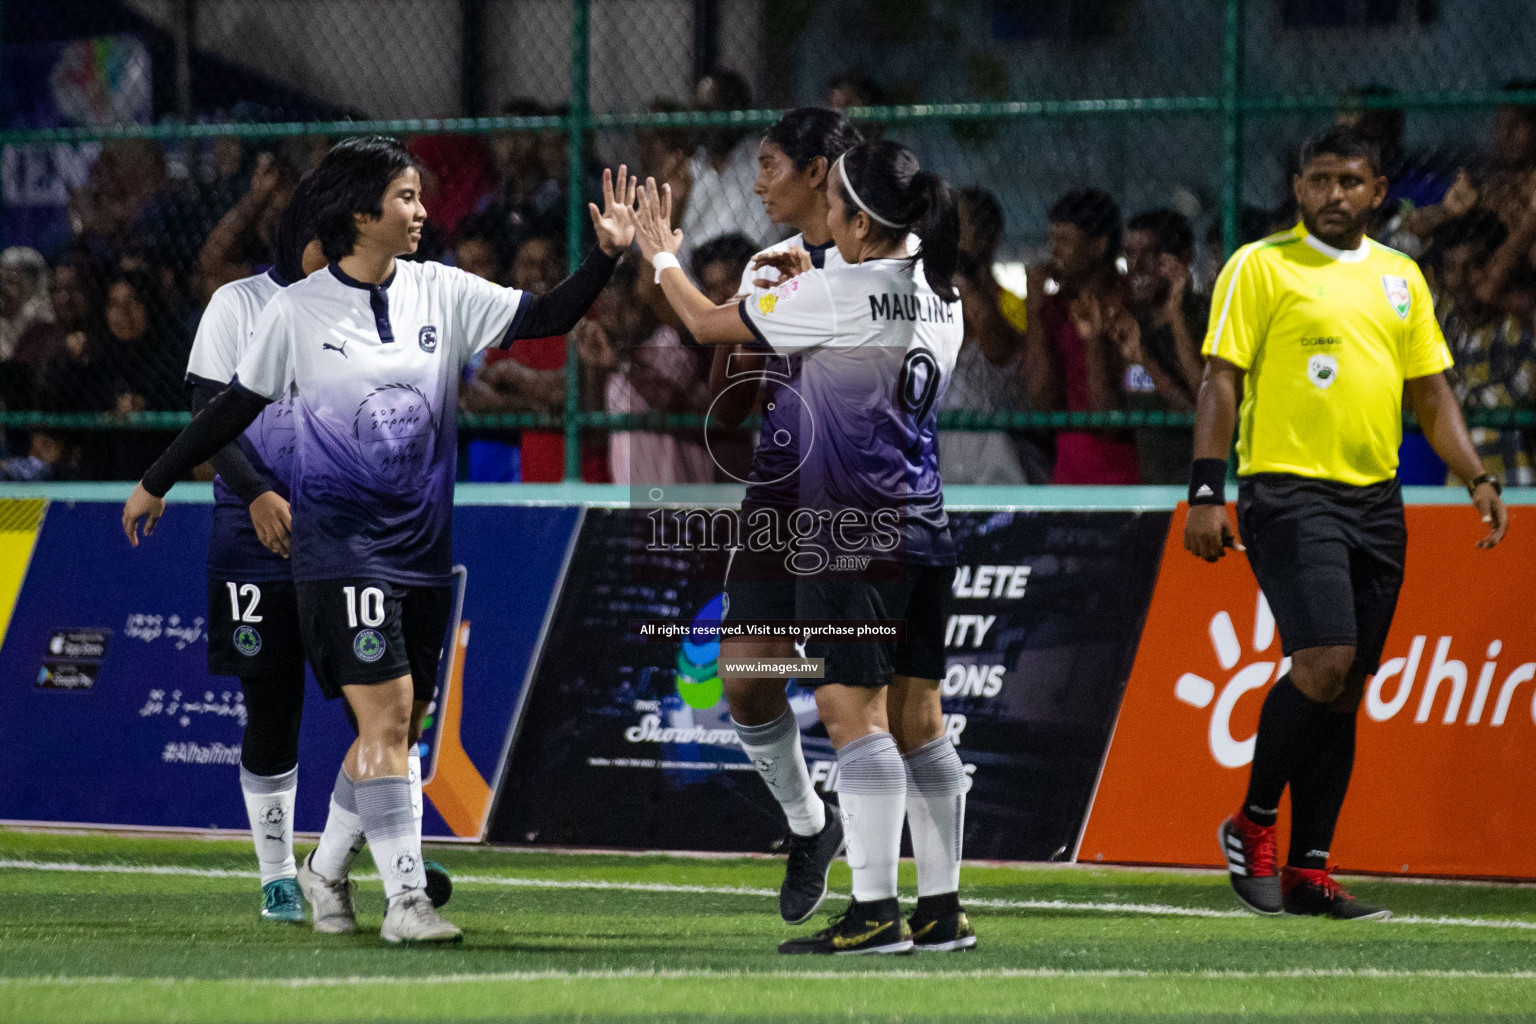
[634, 178, 684, 264]
[1443, 169, 1478, 218]
[589, 165, 639, 257]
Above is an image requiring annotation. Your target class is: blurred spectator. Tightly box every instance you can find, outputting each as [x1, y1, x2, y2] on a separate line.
[581, 261, 712, 485]
[1026, 188, 1140, 484]
[461, 233, 575, 482]
[689, 233, 757, 482]
[13, 262, 87, 370]
[0, 247, 53, 361]
[99, 268, 193, 479]
[638, 99, 694, 204]
[1121, 209, 1208, 484]
[1406, 82, 1536, 246]
[826, 71, 886, 111]
[938, 187, 1038, 484]
[1430, 212, 1536, 486]
[198, 151, 293, 301]
[72, 141, 167, 260]
[679, 70, 778, 262]
[478, 99, 602, 259]
[409, 135, 497, 241]
[450, 214, 506, 283]
[0, 431, 81, 481]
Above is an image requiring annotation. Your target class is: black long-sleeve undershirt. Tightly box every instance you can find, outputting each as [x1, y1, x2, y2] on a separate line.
[507, 246, 620, 342]
[188, 376, 275, 506]
[143, 383, 271, 498]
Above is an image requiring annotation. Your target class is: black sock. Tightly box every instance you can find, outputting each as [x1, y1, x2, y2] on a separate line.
[852, 896, 902, 921]
[913, 892, 961, 920]
[238, 671, 306, 777]
[1287, 709, 1356, 869]
[1242, 675, 1331, 827]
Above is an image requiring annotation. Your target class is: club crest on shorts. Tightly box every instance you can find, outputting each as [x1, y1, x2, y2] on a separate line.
[1381, 275, 1410, 319]
[353, 628, 386, 663]
[1307, 353, 1339, 389]
[418, 324, 438, 352]
[233, 625, 262, 656]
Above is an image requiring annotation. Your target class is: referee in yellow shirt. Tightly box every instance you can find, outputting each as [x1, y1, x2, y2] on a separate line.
[1186, 126, 1509, 921]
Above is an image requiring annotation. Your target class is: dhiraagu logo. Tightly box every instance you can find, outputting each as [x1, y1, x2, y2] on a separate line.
[676, 593, 725, 709]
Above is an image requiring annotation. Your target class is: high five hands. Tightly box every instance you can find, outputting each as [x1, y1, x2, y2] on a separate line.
[633, 178, 684, 265]
[589, 166, 640, 257]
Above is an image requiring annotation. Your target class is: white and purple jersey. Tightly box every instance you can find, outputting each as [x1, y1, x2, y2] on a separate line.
[236, 261, 528, 585]
[735, 234, 842, 513]
[739, 257, 962, 565]
[186, 270, 296, 582]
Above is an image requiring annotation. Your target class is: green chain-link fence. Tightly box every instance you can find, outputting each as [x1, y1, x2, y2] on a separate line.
[2, 0, 1535, 483]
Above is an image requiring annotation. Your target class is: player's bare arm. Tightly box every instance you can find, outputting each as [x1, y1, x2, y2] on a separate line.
[1405, 372, 1509, 548]
[1184, 356, 1245, 562]
[634, 179, 756, 345]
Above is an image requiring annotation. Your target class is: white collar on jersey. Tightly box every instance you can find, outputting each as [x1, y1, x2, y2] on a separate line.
[1302, 231, 1370, 263]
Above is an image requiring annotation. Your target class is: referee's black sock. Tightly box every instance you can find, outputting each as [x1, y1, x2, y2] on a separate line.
[1286, 708, 1357, 870]
[1242, 675, 1331, 828]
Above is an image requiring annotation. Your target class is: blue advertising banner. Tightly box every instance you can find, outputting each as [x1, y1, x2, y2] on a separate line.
[0, 500, 576, 838]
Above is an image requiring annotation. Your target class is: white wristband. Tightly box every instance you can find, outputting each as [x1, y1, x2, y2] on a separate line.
[652, 251, 681, 284]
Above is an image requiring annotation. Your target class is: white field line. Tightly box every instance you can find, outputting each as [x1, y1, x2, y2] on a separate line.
[3, 858, 1536, 932]
[4, 968, 1536, 988]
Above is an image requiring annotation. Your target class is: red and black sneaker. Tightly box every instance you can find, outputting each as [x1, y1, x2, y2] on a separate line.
[1218, 810, 1282, 915]
[1281, 866, 1391, 921]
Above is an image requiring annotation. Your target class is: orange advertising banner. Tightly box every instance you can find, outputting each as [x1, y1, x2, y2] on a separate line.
[1079, 502, 1536, 879]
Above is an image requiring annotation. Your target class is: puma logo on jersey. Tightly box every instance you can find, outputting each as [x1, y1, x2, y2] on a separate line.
[323, 339, 349, 358]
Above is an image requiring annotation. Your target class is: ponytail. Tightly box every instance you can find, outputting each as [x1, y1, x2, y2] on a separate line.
[836, 141, 960, 302]
[910, 171, 958, 302]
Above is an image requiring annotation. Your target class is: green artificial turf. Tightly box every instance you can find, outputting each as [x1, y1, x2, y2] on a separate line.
[2, 828, 1533, 1022]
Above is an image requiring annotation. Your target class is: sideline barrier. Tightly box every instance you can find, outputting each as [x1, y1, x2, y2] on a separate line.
[0, 484, 1529, 877]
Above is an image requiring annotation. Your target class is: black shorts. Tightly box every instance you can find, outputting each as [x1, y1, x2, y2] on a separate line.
[206, 577, 306, 678]
[722, 542, 797, 622]
[295, 578, 453, 702]
[1237, 473, 1406, 675]
[796, 563, 953, 689]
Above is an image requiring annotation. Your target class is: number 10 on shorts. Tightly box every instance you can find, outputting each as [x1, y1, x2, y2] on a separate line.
[343, 585, 386, 628]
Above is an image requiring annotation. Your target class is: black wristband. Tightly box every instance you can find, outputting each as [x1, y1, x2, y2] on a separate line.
[1188, 458, 1228, 506]
[1467, 472, 1502, 499]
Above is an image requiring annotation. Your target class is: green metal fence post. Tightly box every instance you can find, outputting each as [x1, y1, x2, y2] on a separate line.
[564, 0, 591, 481]
[1220, 0, 1244, 257]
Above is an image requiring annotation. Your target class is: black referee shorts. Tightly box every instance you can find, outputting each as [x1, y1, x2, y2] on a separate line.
[796, 563, 953, 689]
[1236, 473, 1406, 675]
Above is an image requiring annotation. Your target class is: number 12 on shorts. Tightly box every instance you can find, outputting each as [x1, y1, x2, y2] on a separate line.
[226, 582, 263, 623]
[343, 585, 385, 628]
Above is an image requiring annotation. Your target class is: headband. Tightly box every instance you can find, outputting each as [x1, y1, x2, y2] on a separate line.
[835, 152, 903, 229]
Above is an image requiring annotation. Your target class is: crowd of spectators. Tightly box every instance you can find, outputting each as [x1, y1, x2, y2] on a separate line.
[5, 73, 1536, 486]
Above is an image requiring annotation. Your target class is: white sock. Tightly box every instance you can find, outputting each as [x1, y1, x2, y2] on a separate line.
[310, 767, 365, 882]
[355, 775, 426, 902]
[733, 709, 826, 836]
[903, 736, 966, 897]
[240, 765, 297, 886]
[834, 732, 906, 903]
[408, 748, 424, 841]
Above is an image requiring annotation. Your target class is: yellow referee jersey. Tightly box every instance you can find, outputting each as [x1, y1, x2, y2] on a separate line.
[1202, 223, 1452, 486]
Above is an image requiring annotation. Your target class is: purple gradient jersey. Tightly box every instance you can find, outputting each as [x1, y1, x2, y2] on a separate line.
[186, 270, 296, 581]
[235, 262, 528, 585]
[739, 257, 963, 565]
[734, 235, 842, 513]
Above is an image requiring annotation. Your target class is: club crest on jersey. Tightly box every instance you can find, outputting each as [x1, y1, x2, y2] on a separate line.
[1381, 275, 1410, 319]
[233, 625, 262, 656]
[1307, 354, 1339, 389]
[418, 325, 438, 352]
[354, 628, 386, 663]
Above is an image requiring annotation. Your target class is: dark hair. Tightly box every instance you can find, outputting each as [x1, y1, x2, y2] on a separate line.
[695, 69, 753, 159]
[1048, 188, 1122, 262]
[826, 70, 886, 108]
[1298, 125, 1383, 177]
[958, 186, 1005, 259]
[693, 233, 759, 279]
[1433, 210, 1508, 256]
[763, 107, 863, 171]
[836, 140, 959, 302]
[309, 136, 418, 263]
[271, 170, 319, 284]
[1126, 208, 1194, 262]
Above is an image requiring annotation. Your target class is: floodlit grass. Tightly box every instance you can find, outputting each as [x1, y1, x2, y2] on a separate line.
[2, 828, 1534, 1022]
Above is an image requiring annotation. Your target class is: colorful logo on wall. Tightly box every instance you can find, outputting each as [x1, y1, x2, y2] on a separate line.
[675, 593, 725, 709]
